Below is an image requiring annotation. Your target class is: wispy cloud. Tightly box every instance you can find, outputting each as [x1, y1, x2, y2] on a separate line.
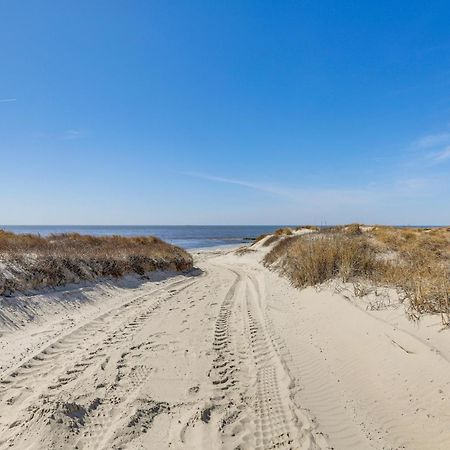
[179, 166, 450, 224]
[415, 132, 450, 149]
[33, 129, 88, 141]
[181, 171, 292, 197]
[182, 169, 447, 208]
[181, 171, 402, 207]
[414, 131, 450, 164]
[63, 129, 85, 140]
[0, 98, 17, 103]
[434, 146, 450, 162]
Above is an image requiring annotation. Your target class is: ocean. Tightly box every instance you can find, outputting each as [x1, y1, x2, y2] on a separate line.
[0, 225, 287, 249]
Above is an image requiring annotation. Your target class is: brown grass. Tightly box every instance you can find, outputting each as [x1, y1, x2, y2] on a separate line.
[234, 246, 256, 255]
[265, 234, 376, 285]
[274, 227, 293, 236]
[262, 235, 280, 247]
[344, 223, 363, 235]
[251, 228, 293, 246]
[253, 233, 269, 244]
[372, 226, 450, 260]
[264, 226, 450, 323]
[295, 225, 320, 231]
[0, 231, 193, 295]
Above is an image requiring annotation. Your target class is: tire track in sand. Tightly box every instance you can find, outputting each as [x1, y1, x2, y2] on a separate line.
[181, 265, 328, 450]
[245, 274, 327, 450]
[0, 276, 198, 449]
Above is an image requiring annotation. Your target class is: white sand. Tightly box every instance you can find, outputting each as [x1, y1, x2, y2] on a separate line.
[1, 243, 449, 449]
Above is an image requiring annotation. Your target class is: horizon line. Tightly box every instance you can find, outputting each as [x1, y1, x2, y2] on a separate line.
[1, 224, 449, 228]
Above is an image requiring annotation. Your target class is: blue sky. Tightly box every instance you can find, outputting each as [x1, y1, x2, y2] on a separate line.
[1, 1, 450, 225]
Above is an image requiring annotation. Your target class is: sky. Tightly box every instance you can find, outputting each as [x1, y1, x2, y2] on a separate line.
[1, 0, 450, 225]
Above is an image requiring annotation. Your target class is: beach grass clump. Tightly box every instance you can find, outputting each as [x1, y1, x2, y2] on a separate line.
[235, 246, 256, 255]
[253, 233, 269, 244]
[262, 235, 280, 247]
[264, 226, 450, 323]
[372, 226, 450, 260]
[274, 227, 293, 236]
[0, 231, 193, 295]
[344, 223, 363, 235]
[252, 228, 293, 246]
[265, 233, 377, 286]
[296, 225, 320, 232]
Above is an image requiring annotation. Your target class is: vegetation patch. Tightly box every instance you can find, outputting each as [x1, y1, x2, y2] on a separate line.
[0, 231, 193, 295]
[235, 246, 256, 255]
[295, 225, 320, 232]
[253, 233, 269, 244]
[262, 235, 280, 247]
[274, 227, 293, 236]
[264, 226, 450, 324]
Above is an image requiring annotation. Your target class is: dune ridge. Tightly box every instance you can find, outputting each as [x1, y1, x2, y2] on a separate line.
[0, 231, 193, 296]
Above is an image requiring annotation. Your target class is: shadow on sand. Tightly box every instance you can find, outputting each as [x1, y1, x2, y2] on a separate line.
[0, 267, 204, 331]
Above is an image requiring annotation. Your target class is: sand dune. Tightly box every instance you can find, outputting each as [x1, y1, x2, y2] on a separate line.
[1, 244, 449, 449]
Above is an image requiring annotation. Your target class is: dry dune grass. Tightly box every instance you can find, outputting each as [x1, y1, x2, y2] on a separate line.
[0, 231, 193, 295]
[252, 228, 293, 245]
[264, 226, 450, 323]
[262, 235, 280, 247]
[253, 233, 269, 244]
[265, 234, 376, 285]
[274, 227, 293, 236]
[372, 226, 450, 258]
[296, 225, 320, 232]
[234, 246, 256, 255]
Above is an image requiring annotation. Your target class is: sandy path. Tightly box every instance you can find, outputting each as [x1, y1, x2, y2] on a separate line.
[1, 247, 449, 449]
